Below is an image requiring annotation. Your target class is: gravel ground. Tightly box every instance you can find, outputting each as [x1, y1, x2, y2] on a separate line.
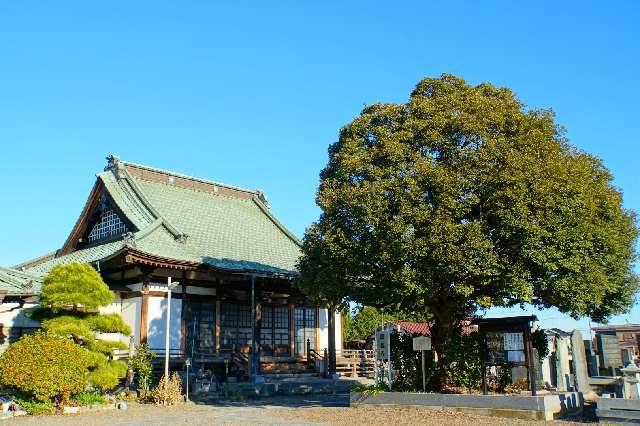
[7, 396, 587, 425]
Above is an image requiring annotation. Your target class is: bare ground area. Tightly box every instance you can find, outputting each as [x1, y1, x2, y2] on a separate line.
[7, 397, 587, 426]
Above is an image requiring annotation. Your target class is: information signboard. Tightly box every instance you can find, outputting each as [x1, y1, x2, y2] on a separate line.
[503, 332, 524, 351]
[412, 336, 431, 351]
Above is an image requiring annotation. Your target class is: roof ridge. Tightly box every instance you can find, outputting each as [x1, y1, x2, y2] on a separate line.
[12, 251, 58, 271]
[106, 155, 258, 196]
[251, 195, 302, 247]
[116, 167, 187, 241]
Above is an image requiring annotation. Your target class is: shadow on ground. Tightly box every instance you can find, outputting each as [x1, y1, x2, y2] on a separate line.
[193, 393, 351, 408]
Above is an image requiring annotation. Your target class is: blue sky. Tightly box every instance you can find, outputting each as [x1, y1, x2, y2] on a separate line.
[1, 1, 638, 333]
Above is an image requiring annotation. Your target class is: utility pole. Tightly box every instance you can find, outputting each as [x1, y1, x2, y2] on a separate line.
[165, 276, 179, 381]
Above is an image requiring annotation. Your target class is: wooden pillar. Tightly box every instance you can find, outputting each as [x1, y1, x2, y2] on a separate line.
[289, 303, 295, 357]
[328, 306, 337, 377]
[181, 293, 188, 356]
[525, 326, 537, 395]
[250, 275, 262, 379]
[215, 300, 221, 355]
[139, 275, 150, 345]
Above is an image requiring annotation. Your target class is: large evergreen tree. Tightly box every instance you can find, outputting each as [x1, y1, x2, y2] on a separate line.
[298, 74, 638, 379]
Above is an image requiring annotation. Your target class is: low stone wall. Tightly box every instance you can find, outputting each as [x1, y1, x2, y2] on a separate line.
[350, 392, 583, 421]
[597, 397, 640, 423]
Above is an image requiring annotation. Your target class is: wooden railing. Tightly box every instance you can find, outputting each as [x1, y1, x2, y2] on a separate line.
[335, 349, 376, 378]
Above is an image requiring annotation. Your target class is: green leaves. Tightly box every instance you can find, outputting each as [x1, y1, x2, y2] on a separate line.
[0, 332, 91, 403]
[35, 263, 132, 393]
[40, 263, 113, 311]
[299, 73, 638, 356]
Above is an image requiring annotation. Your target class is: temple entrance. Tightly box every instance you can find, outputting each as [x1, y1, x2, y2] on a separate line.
[184, 301, 216, 360]
[220, 303, 253, 352]
[260, 305, 290, 356]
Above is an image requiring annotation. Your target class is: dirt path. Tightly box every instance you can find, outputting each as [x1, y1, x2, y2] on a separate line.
[8, 399, 585, 425]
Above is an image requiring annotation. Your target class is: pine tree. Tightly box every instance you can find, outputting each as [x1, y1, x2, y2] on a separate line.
[37, 263, 131, 391]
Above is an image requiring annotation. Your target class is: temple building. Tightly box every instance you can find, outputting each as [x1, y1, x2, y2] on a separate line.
[1, 156, 341, 376]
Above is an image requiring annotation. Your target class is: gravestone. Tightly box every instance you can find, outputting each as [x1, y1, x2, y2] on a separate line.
[571, 330, 591, 393]
[598, 333, 623, 372]
[556, 335, 571, 391]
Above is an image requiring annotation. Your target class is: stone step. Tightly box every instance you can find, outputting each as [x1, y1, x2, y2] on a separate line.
[263, 372, 319, 380]
[214, 378, 356, 399]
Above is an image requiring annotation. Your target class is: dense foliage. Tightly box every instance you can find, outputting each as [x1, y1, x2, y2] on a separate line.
[128, 343, 156, 395]
[389, 329, 481, 392]
[344, 306, 391, 341]
[0, 332, 90, 403]
[297, 74, 639, 383]
[37, 263, 131, 391]
[40, 263, 113, 311]
[531, 328, 550, 360]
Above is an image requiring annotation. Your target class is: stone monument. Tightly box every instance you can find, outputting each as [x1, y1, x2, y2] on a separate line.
[571, 330, 591, 393]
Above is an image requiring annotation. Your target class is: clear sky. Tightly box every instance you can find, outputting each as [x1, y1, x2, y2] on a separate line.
[1, 1, 638, 333]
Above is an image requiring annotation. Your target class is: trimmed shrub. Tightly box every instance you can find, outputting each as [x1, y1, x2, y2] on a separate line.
[37, 263, 131, 392]
[40, 263, 113, 311]
[87, 360, 128, 391]
[0, 332, 90, 403]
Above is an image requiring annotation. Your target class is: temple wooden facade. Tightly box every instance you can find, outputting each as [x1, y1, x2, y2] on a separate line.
[5, 156, 342, 374]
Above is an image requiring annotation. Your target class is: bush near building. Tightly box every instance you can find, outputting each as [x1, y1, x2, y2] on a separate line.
[35, 263, 131, 391]
[0, 331, 90, 404]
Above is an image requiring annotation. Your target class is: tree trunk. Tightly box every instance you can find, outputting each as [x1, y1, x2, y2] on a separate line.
[429, 311, 457, 390]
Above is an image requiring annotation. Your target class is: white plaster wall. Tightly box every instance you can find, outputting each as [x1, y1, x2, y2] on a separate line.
[146, 295, 182, 352]
[334, 311, 342, 350]
[0, 303, 40, 328]
[98, 295, 122, 315]
[121, 296, 141, 345]
[94, 294, 139, 344]
[319, 308, 329, 351]
[319, 309, 342, 351]
[0, 302, 41, 353]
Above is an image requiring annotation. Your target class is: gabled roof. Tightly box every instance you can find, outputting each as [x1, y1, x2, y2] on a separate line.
[20, 155, 302, 277]
[392, 321, 431, 336]
[0, 267, 43, 296]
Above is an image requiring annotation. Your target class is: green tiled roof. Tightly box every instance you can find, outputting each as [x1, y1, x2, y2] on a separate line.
[21, 156, 302, 277]
[0, 267, 43, 295]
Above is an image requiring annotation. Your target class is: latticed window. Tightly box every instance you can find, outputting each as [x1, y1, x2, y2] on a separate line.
[88, 209, 127, 242]
[221, 303, 252, 349]
[261, 306, 290, 356]
[184, 302, 215, 358]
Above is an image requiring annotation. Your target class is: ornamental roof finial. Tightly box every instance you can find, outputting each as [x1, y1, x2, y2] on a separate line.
[105, 154, 121, 172]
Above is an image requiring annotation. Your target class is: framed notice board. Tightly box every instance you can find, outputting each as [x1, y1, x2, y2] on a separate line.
[472, 316, 538, 395]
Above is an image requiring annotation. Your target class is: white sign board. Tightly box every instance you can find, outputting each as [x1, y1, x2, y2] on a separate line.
[376, 331, 391, 361]
[503, 332, 524, 351]
[413, 336, 432, 351]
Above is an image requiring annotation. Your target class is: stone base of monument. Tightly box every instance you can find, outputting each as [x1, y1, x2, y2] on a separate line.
[597, 397, 640, 423]
[350, 392, 584, 421]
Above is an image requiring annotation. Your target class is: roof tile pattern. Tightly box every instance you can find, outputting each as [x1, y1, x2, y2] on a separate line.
[0, 267, 43, 295]
[21, 157, 302, 277]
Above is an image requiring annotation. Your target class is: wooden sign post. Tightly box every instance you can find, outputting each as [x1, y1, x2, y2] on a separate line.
[413, 336, 432, 392]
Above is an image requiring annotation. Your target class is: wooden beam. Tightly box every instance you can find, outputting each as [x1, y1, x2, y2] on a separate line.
[215, 300, 221, 355]
[289, 303, 295, 357]
[140, 292, 149, 344]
